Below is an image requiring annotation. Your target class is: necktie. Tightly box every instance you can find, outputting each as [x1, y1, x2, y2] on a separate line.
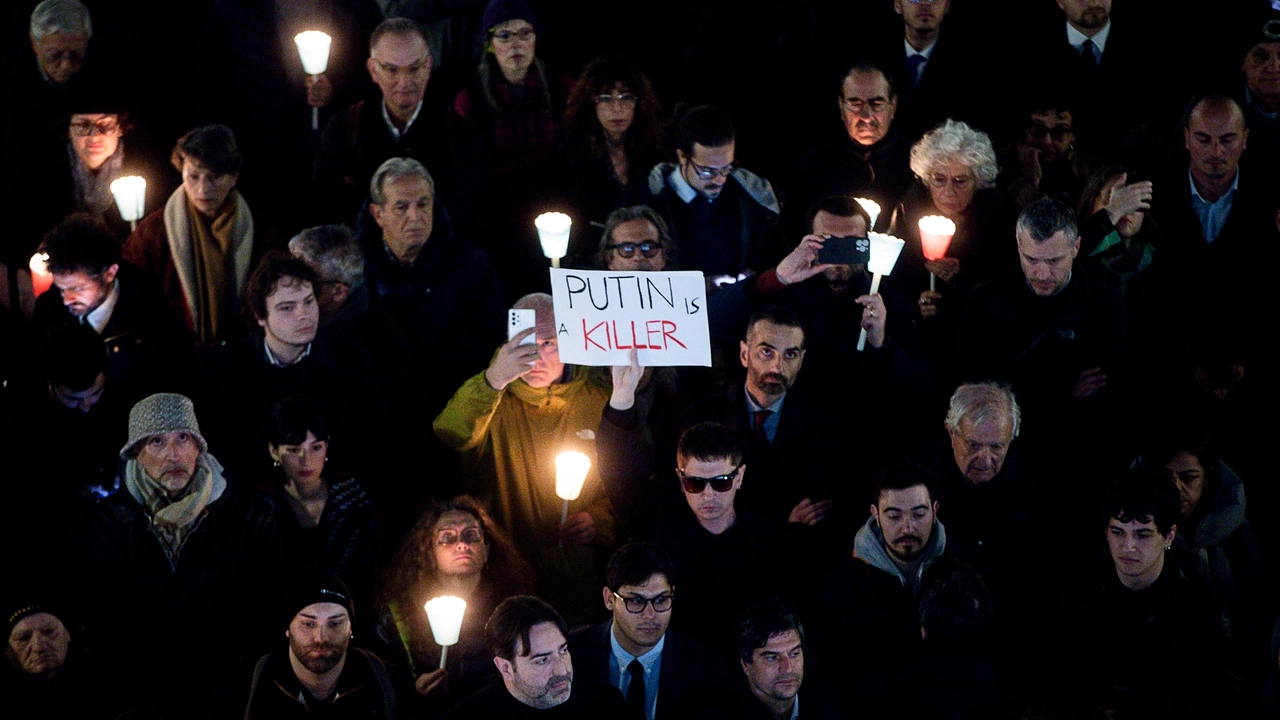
[753, 409, 774, 445]
[626, 659, 646, 720]
[905, 53, 927, 90]
[1081, 39, 1099, 69]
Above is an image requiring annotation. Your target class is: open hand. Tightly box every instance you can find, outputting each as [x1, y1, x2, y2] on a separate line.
[610, 349, 643, 410]
[788, 497, 833, 525]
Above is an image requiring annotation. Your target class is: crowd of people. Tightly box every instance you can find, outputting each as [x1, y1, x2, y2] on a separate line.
[1, 0, 1278, 717]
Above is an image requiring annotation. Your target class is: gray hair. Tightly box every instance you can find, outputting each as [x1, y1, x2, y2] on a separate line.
[595, 205, 677, 268]
[289, 225, 366, 288]
[909, 119, 999, 190]
[370, 157, 434, 206]
[30, 0, 91, 40]
[1016, 198, 1077, 242]
[945, 382, 1021, 439]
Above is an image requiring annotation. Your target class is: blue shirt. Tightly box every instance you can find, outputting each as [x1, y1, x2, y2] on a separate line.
[608, 622, 664, 720]
[744, 388, 785, 443]
[1188, 167, 1239, 243]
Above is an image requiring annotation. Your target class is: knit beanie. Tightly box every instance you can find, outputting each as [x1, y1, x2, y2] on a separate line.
[482, 0, 539, 34]
[120, 393, 208, 459]
[1243, 7, 1280, 57]
[5, 598, 69, 638]
[285, 568, 355, 630]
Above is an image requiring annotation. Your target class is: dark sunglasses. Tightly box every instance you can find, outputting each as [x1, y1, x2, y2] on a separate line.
[677, 466, 739, 493]
[606, 241, 664, 259]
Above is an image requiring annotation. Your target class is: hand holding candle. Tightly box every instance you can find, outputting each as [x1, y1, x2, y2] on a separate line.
[425, 595, 467, 668]
[555, 451, 590, 527]
[294, 31, 332, 130]
[110, 176, 147, 231]
[857, 233, 906, 351]
[917, 215, 955, 292]
[535, 212, 572, 268]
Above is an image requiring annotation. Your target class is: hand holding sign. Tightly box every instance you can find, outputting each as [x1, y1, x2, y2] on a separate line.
[610, 349, 643, 411]
[484, 328, 538, 390]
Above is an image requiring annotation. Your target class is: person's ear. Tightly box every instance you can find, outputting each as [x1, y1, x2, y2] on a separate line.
[932, 500, 940, 516]
[331, 283, 351, 307]
[739, 340, 749, 369]
[370, 202, 385, 228]
[257, 314, 269, 331]
[1183, 126, 1192, 152]
[735, 464, 746, 489]
[676, 149, 687, 166]
[870, 504, 880, 522]
[102, 263, 120, 284]
[603, 587, 615, 611]
[494, 656, 514, 681]
[1166, 524, 1178, 548]
[366, 56, 379, 83]
[268, 444, 283, 464]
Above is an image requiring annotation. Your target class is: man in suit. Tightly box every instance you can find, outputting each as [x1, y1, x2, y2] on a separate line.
[569, 543, 731, 720]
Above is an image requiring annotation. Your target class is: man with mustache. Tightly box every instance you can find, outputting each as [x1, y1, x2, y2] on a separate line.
[211, 569, 417, 718]
[733, 601, 841, 719]
[444, 596, 624, 718]
[69, 392, 285, 718]
[569, 543, 731, 720]
[812, 458, 956, 693]
[785, 60, 913, 238]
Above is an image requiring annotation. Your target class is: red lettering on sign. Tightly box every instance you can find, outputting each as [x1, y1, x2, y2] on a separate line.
[583, 320, 608, 351]
[646, 320, 663, 348]
[662, 321, 687, 349]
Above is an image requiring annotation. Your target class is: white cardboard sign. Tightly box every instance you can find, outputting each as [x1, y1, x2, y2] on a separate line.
[550, 268, 711, 367]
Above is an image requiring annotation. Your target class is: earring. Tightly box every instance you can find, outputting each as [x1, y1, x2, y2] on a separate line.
[1165, 544, 1172, 551]
[273, 460, 281, 467]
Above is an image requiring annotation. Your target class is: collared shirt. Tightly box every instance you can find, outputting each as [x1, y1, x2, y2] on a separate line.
[744, 387, 785, 443]
[668, 167, 699, 204]
[608, 622, 664, 720]
[381, 99, 423, 140]
[1188, 166, 1239, 243]
[263, 338, 313, 367]
[903, 37, 937, 86]
[790, 694, 801, 720]
[1066, 20, 1111, 57]
[83, 278, 120, 334]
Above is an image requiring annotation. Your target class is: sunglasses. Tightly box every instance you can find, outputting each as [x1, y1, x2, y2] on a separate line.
[435, 527, 485, 546]
[677, 466, 739, 494]
[606, 241, 664, 259]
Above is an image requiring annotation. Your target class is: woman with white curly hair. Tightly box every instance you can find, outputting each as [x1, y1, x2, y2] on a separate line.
[888, 119, 1013, 320]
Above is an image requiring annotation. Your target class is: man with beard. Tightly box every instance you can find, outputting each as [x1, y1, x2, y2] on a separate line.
[786, 61, 914, 237]
[70, 393, 284, 718]
[443, 596, 624, 719]
[812, 458, 960, 691]
[684, 305, 846, 530]
[732, 601, 842, 719]
[209, 569, 417, 718]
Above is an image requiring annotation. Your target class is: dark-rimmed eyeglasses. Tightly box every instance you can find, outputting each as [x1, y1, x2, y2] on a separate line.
[606, 241, 664, 259]
[677, 466, 739, 494]
[70, 118, 120, 137]
[612, 591, 674, 614]
[927, 174, 973, 191]
[436, 527, 485, 546]
[1025, 123, 1073, 142]
[689, 161, 735, 180]
[492, 28, 535, 43]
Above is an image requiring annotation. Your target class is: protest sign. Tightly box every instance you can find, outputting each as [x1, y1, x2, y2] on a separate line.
[550, 268, 711, 366]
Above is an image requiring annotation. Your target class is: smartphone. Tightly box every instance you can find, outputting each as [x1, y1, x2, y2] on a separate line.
[507, 309, 537, 345]
[816, 236, 870, 265]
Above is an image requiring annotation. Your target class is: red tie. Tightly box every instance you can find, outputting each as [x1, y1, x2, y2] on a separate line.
[753, 409, 773, 434]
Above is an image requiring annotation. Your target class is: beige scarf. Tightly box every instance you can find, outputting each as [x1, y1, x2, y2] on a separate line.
[124, 453, 228, 564]
[162, 187, 254, 342]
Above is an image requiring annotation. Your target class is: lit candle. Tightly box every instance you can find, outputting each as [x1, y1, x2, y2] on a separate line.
[857, 233, 906, 351]
[853, 198, 881, 230]
[294, 31, 332, 130]
[110, 176, 147, 231]
[555, 450, 591, 528]
[917, 215, 956, 292]
[424, 596, 468, 668]
[535, 212, 572, 268]
[29, 252, 53, 298]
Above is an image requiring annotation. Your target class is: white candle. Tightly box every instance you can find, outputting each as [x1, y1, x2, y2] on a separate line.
[425, 595, 468, 668]
[535, 212, 572, 267]
[110, 176, 147, 230]
[853, 198, 881, 230]
[295, 31, 332, 130]
[555, 450, 591, 527]
[857, 233, 907, 351]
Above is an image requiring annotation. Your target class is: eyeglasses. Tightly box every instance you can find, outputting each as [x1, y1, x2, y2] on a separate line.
[1025, 122, 1073, 142]
[435, 527, 485, 546]
[689, 161, 735, 180]
[606, 241, 664, 259]
[612, 591, 674, 614]
[595, 92, 638, 106]
[677, 466, 739, 494]
[70, 118, 120, 136]
[927, 173, 973, 191]
[842, 97, 890, 115]
[492, 28, 535, 43]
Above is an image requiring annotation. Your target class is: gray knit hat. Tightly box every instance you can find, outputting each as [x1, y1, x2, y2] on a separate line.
[120, 393, 208, 459]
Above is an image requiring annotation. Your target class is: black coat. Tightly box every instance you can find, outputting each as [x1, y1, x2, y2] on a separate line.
[568, 622, 733, 720]
[31, 262, 195, 393]
[785, 132, 915, 238]
[70, 484, 286, 718]
[314, 98, 484, 228]
[443, 679, 624, 720]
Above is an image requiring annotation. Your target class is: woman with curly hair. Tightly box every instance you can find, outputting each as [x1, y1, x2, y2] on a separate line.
[554, 54, 665, 262]
[888, 119, 1014, 321]
[375, 496, 533, 708]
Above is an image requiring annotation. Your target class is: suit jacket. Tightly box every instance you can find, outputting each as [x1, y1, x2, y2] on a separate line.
[874, 27, 1004, 140]
[568, 622, 733, 720]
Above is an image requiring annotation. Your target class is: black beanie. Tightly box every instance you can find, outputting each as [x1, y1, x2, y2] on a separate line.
[284, 568, 354, 630]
